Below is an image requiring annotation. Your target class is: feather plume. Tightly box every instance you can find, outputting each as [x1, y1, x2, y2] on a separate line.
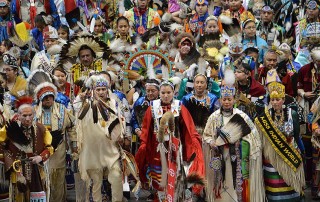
[161, 12, 172, 22]
[224, 69, 235, 86]
[111, 64, 121, 72]
[159, 40, 169, 51]
[113, 53, 125, 62]
[149, 36, 157, 48]
[119, 0, 125, 15]
[107, 71, 118, 82]
[147, 64, 156, 80]
[186, 173, 206, 188]
[110, 38, 126, 53]
[92, 100, 98, 123]
[47, 44, 62, 55]
[170, 23, 184, 32]
[76, 21, 89, 33]
[62, 61, 73, 71]
[197, 58, 207, 75]
[169, 77, 181, 86]
[161, 65, 169, 81]
[169, 48, 179, 58]
[219, 15, 233, 24]
[190, 0, 196, 9]
[89, 17, 95, 33]
[102, 59, 108, 71]
[184, 63, 197, 78]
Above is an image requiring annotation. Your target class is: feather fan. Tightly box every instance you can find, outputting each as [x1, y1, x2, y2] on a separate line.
[216, 114, 251, 146]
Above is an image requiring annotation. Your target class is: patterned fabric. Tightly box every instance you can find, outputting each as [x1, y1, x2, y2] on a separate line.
[264, 159, 300, 202]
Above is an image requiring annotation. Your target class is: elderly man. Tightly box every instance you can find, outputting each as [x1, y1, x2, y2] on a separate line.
[0, 96, 53, 201]
[76, 75, 125, 202]
[32, 79, 77, 202]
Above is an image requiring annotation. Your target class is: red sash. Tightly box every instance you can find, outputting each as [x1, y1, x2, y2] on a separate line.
[166, 136, 180, 202]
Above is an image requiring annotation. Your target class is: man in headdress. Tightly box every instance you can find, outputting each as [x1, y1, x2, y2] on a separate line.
[297, 46, 320, 184]
[33, 81, 77, 202]
[59, 35, 109, 86]
[75, 75, 125, 202]
[123, 0, 160, 36]
[30, 25, 61, 72]
[256, 5, 285, 46]
[0, 96, 53, 201]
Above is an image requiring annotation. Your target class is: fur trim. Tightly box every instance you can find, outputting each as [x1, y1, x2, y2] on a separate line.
[33, 81, 58, 100]
[47, 44, 62, 55]
[162, 12, 172, 22]
[219, 15, 233, 25]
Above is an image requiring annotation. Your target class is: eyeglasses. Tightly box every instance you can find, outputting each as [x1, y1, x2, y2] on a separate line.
[3, 68, 14, 72]
[245, 26, 256, 30]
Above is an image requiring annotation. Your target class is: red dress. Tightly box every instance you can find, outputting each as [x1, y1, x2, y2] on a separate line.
[135, 101, 205, 192]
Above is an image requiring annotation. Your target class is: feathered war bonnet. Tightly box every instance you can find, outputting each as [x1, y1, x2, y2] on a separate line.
[59, 34, 111, 62]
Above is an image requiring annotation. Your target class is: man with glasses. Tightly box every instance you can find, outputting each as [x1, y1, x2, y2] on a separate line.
[256, 5, 285, 46]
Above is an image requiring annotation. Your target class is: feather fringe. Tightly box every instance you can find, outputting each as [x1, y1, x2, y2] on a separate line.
[161, 65, 169, 81]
